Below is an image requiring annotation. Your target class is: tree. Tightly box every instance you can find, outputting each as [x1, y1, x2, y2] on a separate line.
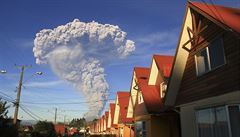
[69, 118, 86, 128]
[0, 98, 9, 119]
[0, 98, 18, 137]
[32, 121, 57, 137]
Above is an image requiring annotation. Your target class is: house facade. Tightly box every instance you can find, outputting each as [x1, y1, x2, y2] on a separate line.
[107, 103, 117, 135]
[165, 2, 240, 137]
[113, 92, 134, 137]
[104, 111, 109, 133]
[128, 56, 180, 137]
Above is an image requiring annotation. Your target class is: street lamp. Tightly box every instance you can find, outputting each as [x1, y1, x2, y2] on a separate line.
[0, 70, 7, 74]
[13, 65, 43, 125]
[36, 72, 43, 75]
[1, 67, 43, 125]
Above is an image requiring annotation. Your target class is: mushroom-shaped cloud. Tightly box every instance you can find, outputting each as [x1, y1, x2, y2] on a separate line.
[33, 19, 135, 120]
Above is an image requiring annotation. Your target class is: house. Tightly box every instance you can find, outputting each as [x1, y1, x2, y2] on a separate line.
[97, 119, 100, 134]
[126, 67, 150, 120]
[127, 56, 180, 137]
[94, 120, 98, 134]
[101, 115, 104, 133]
[104, 111, 109, 133]
[92, 120, 97, 134]
[164, 1, 240, 137]
[107, 103, 117, 135]
[54, 124, 66, 136]
[99, 111, 109, 134]
[88, 122, 94, 134]
[113, 91, 134, 137]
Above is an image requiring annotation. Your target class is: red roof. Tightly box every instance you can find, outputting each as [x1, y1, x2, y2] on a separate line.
[117, 92, 133, 123]
[54, 124, 65, 135]
[109, 103, 116, 127]
[190, 1, 240, 33]
[134, 67, 150, 85]
[153, 55, 174, 77]
[101, 115, 105, 131]
[139, 84, 164, 113]
[105, 111, 109, 131]
[105, 111, 109, 120]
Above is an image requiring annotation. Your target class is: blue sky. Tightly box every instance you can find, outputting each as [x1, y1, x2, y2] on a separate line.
[0, 0, 239, 122]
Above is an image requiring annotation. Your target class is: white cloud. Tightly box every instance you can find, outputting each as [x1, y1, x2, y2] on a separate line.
[136, 29, 178, 46]
[107, 29, 179, 68]
[26, 80, 63, 88]
[134, 28, 179, 56]
[33, 19, 135, 120]
[135, 28, 178, 49]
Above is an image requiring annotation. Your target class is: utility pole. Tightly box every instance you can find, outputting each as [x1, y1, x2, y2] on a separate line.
[12, 65, 41, 125]
[64, 115, 66, 125]
[13, 65, 25, 125]
[54, 107, 57, 124]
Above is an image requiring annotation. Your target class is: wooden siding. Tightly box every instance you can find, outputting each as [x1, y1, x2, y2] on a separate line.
[134, 102, 148, 117]
[176, 12, 240, 105]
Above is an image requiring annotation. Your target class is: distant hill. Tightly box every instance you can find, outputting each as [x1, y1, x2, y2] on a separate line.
[20, 120, 38, 126]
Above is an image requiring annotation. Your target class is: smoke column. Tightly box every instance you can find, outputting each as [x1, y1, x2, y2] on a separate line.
[33, 19, 135, 120]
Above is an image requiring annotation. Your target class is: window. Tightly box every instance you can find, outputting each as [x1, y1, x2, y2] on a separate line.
[196, 105, 240, 137]
[160, 82, 167, 98]
[195, 37, 225, 76]
[138, 92, 144, 104]
[195, 48, 210, 75]
[135, 121, 147, 137]
[228, 105, 240, 137]
[119, 127, 123, 137]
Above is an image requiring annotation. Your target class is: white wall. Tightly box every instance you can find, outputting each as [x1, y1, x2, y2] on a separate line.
[180, 90, 240, 137]
[113, 96, 120, 125]
[127, 72, 138, 118]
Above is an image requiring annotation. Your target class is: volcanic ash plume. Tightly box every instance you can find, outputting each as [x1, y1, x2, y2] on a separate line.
[33, 19, 135, 119]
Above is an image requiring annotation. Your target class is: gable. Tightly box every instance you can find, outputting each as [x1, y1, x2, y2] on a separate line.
[148, 58, 162, 85]
[107, 109, 111, 128]
[104, 111, 108, 131]
[164, 1, 240, 107]
[148, 55, 174, 88]
[113, 97, 120, 125]
[126, 71, 138, 118]
[126, 67, 149, 118]
[118, 92, 133, 123]
[101, 116, 104, 131]
[107, 103, 115, 129]
[164, 5, 193, 106]
[176, 13, 240, 105]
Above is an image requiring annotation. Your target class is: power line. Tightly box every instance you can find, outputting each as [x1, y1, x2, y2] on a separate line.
[20, 94, 132, 105]
[19, 105, 39, 121]
[0, 94, 43, 121]
[0, 94, 15, 104]
[0, 90, 15, 100]
[23, 104, 96, 115]
[21, 105, 44, 120]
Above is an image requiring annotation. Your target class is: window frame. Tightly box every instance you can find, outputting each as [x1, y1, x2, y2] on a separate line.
[194, 47, 211, 76]
[194, 36, 226, 76]
[119, 127, 124, 137]
[135, 121, 147, 137]
[195, 104, 240, 137]
[138, 92, 144, 104]
[160, 82, 167, 98]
